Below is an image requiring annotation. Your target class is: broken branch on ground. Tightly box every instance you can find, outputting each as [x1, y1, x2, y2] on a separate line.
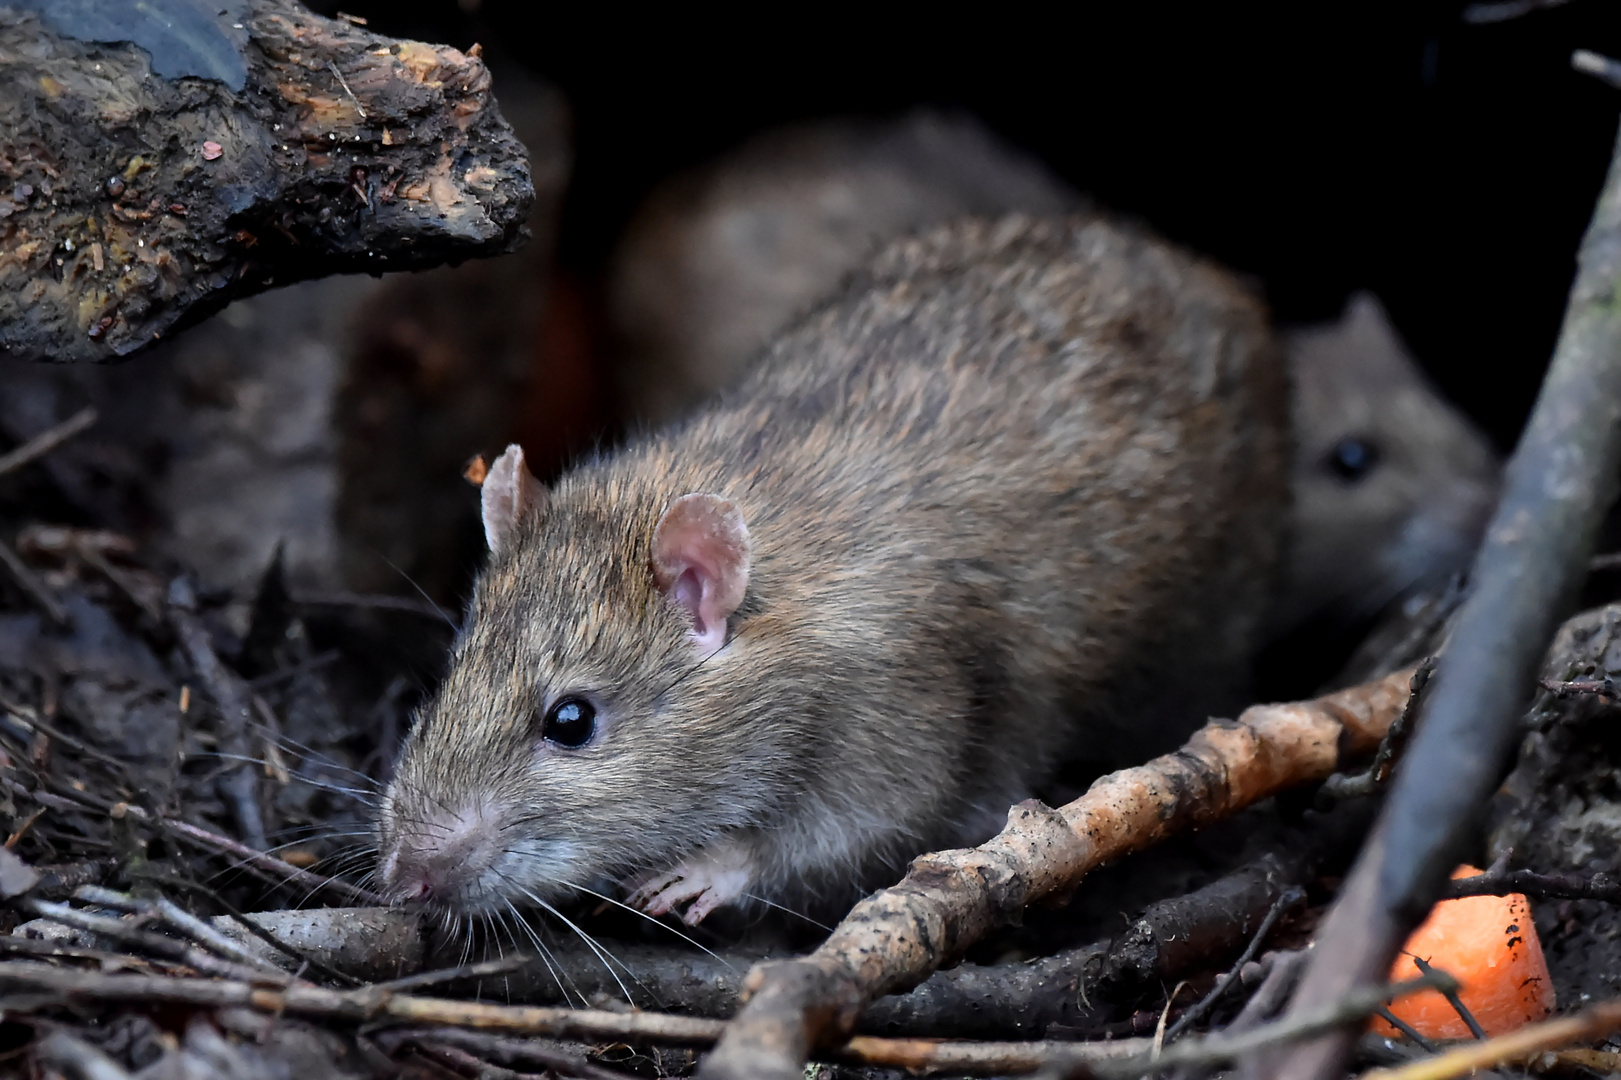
[695, 666, 1417, 1080]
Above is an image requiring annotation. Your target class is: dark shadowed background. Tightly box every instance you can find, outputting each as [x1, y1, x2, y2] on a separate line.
[305, 0, 1621, 452]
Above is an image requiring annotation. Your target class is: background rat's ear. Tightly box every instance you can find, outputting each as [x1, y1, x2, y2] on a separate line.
[481, 444, 548, 555]
[651, 493, 751, 653]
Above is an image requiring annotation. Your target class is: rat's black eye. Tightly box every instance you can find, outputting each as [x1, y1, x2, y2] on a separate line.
[542, 697, 596, 748]
[1326, 436, 1381, 482]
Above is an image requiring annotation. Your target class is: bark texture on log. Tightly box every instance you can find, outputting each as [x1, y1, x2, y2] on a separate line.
[0, 0, 533, 363]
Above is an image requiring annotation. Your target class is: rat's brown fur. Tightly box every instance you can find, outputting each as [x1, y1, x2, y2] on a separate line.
[1277, 292, 1500, 630]
[610, 115, 1502, 641]
[378, 214, 1287, 920]
[610, 110, 1077, 425]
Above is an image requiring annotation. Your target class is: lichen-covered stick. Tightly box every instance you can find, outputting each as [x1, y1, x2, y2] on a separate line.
[697, 666, 1417, 1080]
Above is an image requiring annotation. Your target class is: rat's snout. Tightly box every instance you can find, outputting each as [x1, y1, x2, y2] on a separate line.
[378, 799, 503, 910]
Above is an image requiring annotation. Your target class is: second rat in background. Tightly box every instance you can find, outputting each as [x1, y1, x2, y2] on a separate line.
[607, 111, 1502, 635]
[1276, 291, 1499, 632]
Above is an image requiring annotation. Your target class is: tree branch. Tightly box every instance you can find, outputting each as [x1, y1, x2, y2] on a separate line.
[696, 668, 1416, 1080]
[1267, 107, 1621, 1080]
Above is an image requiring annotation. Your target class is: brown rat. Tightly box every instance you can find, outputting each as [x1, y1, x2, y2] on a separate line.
[1275, 291, 1500, 631]
[608, 110, 1077, 424]
[607, 113, 1501, 634]
[376, 214, 1287, 924]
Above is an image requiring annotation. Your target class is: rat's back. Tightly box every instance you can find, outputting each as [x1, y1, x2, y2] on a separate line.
[605, 214, 1286, 901]
[384, 214, 1288, 923]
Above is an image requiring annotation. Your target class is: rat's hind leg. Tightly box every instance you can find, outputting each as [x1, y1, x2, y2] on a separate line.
[625, 841, 755, 925]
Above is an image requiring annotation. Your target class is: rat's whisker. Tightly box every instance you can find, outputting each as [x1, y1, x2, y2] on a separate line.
[315, 852, 380, 882]
[400, 786, 465, 825]
[743, 892, 832, 931]
[502, 897, 583, 1008]
[516, 886, 635, 1007]
[194, 848, 365, 909]
[559, 880, 735, 970]
[192, 752, 377, 801]
[246, 726, 385, 791]
[380, 555, 460, 633]
[265, 825, 375, 842]
[457, 912, 475, 969]
[498, 814, 587, 839]
[382, 812, 456, 837]
[649, 645, 726, 701]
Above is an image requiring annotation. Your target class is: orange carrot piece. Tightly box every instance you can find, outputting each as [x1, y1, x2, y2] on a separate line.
[1373, 864, 1556, 1040]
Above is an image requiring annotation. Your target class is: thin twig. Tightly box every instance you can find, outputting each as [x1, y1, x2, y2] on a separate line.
[1537, 675, 1618, 700]
[0, 406, 97, 478]
[1442, 867, 1621, 903]
[167, 578, 267, 851]
[1373, 1007, 1438, 1051]
[127, 867, 360, 986]
[1360, 994, 1621, 1080]
[1, 703, 128, 776]
[408, 1041, 544, 1080]
[833, 1035, 1151, 1075]
[1226, 950, 1307, 1035]
[1039, 972, 1457, 1080]
[0, 932, 158, 970]
[0, 538, 71, 627]
[1320, 660, 1435, 802]
[1271, 112, 1621, 1080]
[1163, 886, 1305, 1042]
[0, 960, 724, 1042]
[159, 816, 383, 906]
[34, 1030, 133, 1080]
[22, 898, 285, 984]
[327, 60, 368, 118]
[74, 543, 162, 623]
[73, 885, 288, 979]
[1409, 956, 1485, 1040]
[377, 1029, 635, 1080]
[374, 956, 536, 994]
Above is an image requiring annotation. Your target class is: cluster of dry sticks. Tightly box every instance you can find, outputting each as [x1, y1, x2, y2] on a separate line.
[5, 24, 1621, 1080]
[8, 659, 1621, 1079]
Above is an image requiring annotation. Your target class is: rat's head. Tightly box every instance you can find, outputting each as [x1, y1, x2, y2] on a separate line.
[375, 445, 759, 914]
[1279, 292, 1501, 630]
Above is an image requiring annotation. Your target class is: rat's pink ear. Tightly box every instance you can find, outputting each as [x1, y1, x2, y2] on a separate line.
[652, 493, 751, 653]
[481, 444, 547, 555]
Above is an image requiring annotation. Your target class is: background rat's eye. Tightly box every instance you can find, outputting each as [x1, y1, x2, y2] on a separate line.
[542, 697, 597, 748]
[1326, 436, 1380, 482]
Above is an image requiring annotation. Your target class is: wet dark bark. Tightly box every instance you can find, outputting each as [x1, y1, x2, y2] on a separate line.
[0, 0, 533, 363]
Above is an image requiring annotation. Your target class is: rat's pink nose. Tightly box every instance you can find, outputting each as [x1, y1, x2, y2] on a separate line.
[380, 801, 500, 906]
[381, 837, 491, 907]
[394, 875, 434, 904]
[381, 856, 449, 905]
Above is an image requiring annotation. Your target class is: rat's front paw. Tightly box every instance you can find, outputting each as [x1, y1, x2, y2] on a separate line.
[625, 845, 752, 925]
